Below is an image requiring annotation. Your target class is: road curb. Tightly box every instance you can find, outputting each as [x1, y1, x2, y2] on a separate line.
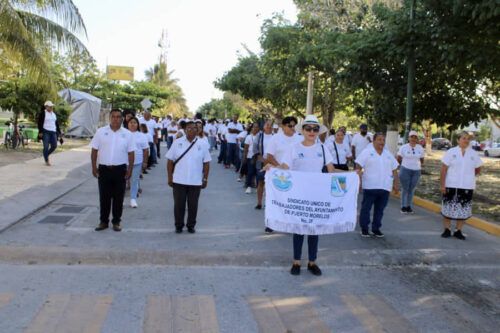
[394, 194, 500, 237]
[0, 245, 498, 267]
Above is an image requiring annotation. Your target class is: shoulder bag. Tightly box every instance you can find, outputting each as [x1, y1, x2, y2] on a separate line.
[173, 138, 198, 170]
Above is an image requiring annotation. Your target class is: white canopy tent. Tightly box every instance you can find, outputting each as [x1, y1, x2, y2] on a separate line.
[58, 89, 102, 137]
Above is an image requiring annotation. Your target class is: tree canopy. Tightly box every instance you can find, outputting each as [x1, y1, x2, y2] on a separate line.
[215, 0, 499, 130]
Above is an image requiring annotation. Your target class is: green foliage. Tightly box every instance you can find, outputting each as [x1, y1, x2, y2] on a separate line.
[0, 0, 88, 85]
[0, 77, 70, 127]
[214, 0, 499, 131]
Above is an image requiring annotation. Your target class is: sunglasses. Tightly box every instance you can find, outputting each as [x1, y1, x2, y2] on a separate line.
[303, 126, 320, 133]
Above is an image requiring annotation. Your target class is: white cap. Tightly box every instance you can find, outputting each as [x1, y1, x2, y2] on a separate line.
[272, 124, 279, 129]
[409, 130, 418, 137]
[44, 101, 54, 107]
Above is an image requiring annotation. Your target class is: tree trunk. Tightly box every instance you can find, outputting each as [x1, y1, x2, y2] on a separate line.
[421, 120, 433, 155]
[386, 123, 399, 156]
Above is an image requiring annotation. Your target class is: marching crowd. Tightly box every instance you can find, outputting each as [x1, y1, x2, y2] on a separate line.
[82, 106, 484, 276]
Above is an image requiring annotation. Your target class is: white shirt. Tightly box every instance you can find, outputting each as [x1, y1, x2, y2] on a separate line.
[198, 136, 210, 150]
[254, 132, 274, 159]
[266, 132, 301, 164]
[285, 142, 334, 173]
[155, 122, 162, 138]
[43, 110, 57, 132]
[352, 133, 373, 157]
[355, 145, 399, 192]
[205, 124, 216, 137]
[442, 146, 483, 190]
[131, 131, 149, 164]
[166, 136, 212, 186]
[161, 119, 171, 129]
[244, 134, 257, 159]
[226, 122, 244, 144]
[140, 118, 157, 140]
[218, 125, 227, 140]
[167, 124, 177, 138]
[91, 126, 135, 166]
[398, 144, 425, 170]
[325, 141, 352, 165]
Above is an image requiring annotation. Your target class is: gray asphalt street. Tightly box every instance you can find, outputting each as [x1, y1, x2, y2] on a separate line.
[0, 146, 498, 333]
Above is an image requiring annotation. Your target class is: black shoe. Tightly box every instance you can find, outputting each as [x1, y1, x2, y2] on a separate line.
[372, 230, 384, 238]
[441, 228, 451, 238]
[406, 207, 414, 214]
[290, 264, 301, 275]
[400, 207, 408, 214]
[112, 224, 122, 232]
[307, 263, 322, 276]
[187, 227, 195, 234]
[175, 227, 183, 233]
[95, 223, 108, 231]
[143, 170, 148, 174]
[264, 227, 274, 233]
[255, 205, 262, 210]
[453, 230, 466, 240]
[360, 229, 371, 237]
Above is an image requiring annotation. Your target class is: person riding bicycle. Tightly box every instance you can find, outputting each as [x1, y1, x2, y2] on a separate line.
[37, 101, 62, 166]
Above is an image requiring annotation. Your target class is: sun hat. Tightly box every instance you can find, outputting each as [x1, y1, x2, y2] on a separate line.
[295, 115, 328, 134]
[44, 101, 54, 107]
[409, 130, 418, 137]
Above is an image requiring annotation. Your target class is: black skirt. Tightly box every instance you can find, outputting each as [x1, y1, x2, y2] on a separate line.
[441, 187, 474, 220]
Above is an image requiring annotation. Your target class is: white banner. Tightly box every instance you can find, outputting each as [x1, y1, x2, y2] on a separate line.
[265, 169, 360, 235]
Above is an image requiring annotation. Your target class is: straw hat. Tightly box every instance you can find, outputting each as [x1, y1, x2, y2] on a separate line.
[295, 115, 328, 134]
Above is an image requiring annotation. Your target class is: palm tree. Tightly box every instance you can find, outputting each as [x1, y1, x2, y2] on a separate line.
[0, 0, 88, 83]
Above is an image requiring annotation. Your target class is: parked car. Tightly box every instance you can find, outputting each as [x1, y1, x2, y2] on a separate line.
[432, 138, 452, 150]
[484, 143, 500, 157]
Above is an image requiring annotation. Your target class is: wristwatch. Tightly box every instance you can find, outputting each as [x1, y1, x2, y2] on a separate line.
[203, 178, 208, 181]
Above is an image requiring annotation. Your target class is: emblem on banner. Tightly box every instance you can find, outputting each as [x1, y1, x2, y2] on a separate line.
[271, 170, 293, 192]
[331, 176, 347, 197]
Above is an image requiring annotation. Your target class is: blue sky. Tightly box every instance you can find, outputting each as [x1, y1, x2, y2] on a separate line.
[72, 0, 297, 111]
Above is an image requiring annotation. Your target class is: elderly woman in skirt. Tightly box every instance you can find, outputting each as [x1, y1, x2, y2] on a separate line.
[440, 132, 483, 240]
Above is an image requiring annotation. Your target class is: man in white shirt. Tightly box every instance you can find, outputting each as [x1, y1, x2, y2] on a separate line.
[161, 115, 172, 142]
[37, 101, 62, 166]
[351, 124, 372, 160]
[166, 120, 177, 149]
[91, 110, 135, 232]
[205, 119, 217, 152]
[217, 120, 229, 164]
[355, 132, 399, 238]
[139, 111, 158, 166]
[166, 120, 211, 233]
[225, 115, 244, 170]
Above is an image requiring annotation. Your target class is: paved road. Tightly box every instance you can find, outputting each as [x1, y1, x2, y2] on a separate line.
[0, 145, 499, 332]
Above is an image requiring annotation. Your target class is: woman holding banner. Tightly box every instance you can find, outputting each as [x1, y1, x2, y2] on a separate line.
[280, 115, 337, 276]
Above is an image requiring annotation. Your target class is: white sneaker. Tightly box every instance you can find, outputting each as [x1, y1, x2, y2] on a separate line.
[130, 199, 138, 208]
[237, 177, 242, 182]
[245, 187, 252, 194]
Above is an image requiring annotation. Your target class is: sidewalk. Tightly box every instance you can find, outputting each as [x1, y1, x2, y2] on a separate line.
[0, 146, 91, 232]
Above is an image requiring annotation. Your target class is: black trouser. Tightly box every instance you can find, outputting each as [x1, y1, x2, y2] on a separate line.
[333, 164, 349, 171]
[98, 164, 126, 225]
[156, 139, 161, 158]
[218, 141, 227, 163]
[173, 183, 202, 228]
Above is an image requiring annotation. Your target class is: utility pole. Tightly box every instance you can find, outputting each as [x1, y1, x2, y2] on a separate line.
[404, 0, 416, 143]
[306, 71, 314, 115]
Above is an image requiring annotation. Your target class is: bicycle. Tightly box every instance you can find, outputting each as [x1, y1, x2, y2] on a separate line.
[3, 122, 27, 150]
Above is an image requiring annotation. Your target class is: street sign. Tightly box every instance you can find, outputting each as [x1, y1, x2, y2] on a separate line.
[141, 98, 152, 110]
